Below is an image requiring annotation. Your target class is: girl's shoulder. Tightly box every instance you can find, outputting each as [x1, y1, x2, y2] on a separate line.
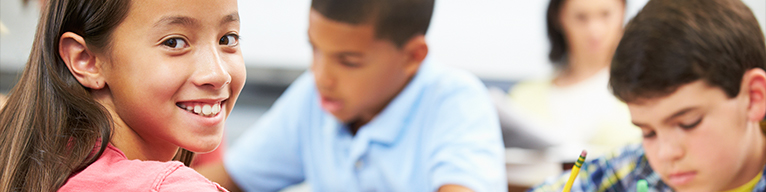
[59, 145, 227, 192]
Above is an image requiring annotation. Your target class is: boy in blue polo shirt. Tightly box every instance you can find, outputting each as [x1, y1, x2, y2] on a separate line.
[198, 0, 507, 191]
[530, 0, 766, 191]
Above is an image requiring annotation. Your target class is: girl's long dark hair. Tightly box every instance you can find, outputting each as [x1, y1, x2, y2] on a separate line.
[1, 1, 199, 190]
[0, 0, 129, 191]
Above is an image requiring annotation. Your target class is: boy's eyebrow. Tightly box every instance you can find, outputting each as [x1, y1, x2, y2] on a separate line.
[338, 52, 363, 57]
[221, 12, 239, 25]
[154, 16, 199, 28]
[663, 107, 696, 124]
[632, 107, 698, 128]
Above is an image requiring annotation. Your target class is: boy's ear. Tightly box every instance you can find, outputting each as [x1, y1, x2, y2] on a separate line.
[401, 35, 428, 76]
[743, 68, 766, 121]
[59, 32, 106, 89]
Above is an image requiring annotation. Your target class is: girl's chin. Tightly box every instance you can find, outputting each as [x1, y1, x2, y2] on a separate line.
[175, 132, 224, 153]
[180, 141, 221, 153]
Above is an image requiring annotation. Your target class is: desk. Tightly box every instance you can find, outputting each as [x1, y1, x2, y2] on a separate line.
[505, 148, 564, 192]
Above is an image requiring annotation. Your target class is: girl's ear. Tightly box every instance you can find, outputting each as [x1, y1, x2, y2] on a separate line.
[59, 32, 106, 89]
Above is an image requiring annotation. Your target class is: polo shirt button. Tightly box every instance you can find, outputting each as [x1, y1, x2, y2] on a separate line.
[355, 160, 363, 169]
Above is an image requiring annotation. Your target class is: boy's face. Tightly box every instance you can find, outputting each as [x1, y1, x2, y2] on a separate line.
[307, 9, 420, 124]
[628, 80, 765, 191]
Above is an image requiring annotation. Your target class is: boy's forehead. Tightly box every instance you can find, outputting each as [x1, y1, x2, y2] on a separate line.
[308, 10, 382, 51]
[627, 81, 725, 122]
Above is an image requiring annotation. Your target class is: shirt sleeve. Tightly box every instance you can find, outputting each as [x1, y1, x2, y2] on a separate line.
[223, 72, 315, 192]
[426, 74, 507, 192]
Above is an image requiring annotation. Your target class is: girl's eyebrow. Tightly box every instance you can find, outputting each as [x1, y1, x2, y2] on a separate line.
[221, 12, 239, 25]
[153, 12, 238, 28]
[154, 16, 200, 28]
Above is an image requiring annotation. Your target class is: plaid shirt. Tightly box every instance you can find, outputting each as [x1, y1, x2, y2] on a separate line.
[528, 144, 766, 192]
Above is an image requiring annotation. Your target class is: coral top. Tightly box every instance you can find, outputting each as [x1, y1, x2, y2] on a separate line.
[59, 144, 227, 192]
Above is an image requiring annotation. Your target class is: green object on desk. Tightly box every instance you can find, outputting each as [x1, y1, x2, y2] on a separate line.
[637, 179, 648, 192]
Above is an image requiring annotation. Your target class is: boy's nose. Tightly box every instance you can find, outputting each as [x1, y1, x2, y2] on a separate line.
[192, 45, 232, 90]
[656, 137, 685, 162]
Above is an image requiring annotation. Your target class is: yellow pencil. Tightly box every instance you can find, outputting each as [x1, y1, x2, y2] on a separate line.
[562, 150, 587, 192]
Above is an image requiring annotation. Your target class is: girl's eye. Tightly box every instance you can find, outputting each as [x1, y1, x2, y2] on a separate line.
[576, 14, 587, 22]
[162, 38, 187, 49]
[219, 34, 239, 46]
[602, 11, 610, 18]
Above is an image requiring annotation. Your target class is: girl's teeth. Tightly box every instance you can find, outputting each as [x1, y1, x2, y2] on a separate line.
[180, 102, 223, 117]
[212, 103, 221, 114]
[202, 105, 212, 116]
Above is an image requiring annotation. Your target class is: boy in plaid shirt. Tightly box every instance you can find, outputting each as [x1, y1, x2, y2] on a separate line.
[531, 0, 766, 191]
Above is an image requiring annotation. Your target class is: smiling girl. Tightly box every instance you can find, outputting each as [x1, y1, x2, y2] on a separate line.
[0, 0, 245, 191]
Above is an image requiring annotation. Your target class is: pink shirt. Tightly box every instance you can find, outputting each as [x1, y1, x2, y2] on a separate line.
[59, 144, 227, 192]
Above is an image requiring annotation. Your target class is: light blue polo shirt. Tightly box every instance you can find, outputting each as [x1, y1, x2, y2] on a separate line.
[225, 59, 507, 192]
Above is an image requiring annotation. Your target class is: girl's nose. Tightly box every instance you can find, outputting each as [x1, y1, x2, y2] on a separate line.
[192, 45, 232, 90]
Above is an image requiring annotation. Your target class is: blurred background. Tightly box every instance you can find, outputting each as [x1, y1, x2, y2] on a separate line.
[4, 0, 765, 90]
[1, 0, 663, 89]
[1, 0, 765, 191]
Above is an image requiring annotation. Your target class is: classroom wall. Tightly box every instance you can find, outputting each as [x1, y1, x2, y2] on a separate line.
[2, 0, 765, 81]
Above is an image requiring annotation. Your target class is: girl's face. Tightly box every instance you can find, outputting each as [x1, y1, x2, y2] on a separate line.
[559, 0, 625, 60]
[100, 0, 244, 154]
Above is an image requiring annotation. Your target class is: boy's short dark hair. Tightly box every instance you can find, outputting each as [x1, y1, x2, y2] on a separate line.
[311, 0, 434, 47]
[610, 0, 766, 102]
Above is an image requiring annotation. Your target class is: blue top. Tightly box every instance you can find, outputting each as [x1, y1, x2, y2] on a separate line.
[224, 59, 507, 192]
